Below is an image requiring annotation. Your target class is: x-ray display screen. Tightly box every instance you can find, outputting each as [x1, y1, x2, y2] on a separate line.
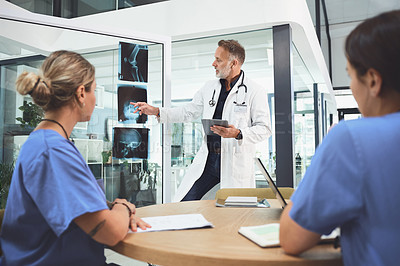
[113, 127, 149, 159]
[119, 42, 148, 82]
[118, 85, 147, 123]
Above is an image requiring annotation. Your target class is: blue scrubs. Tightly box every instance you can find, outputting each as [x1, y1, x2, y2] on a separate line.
[290, 112, 400, 266]
[0, 130, 108, 265]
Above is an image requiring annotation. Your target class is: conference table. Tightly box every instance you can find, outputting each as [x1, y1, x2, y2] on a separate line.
[111, 200, 343, 266]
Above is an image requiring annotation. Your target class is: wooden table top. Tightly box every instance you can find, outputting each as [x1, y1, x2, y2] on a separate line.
[111, 200, 343, 266]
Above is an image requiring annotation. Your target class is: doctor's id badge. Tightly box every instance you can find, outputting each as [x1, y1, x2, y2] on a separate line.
[234, 105, 247, 113]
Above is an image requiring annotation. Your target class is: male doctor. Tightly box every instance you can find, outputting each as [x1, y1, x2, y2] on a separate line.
[133, 40, 271, 201]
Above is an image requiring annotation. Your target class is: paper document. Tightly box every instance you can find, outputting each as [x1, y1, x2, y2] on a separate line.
[133, 214, 214, 233]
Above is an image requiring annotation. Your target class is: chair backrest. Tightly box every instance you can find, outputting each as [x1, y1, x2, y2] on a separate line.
[215, 187, 294, 201]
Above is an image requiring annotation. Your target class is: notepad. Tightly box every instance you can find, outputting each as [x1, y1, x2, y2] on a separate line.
[239, 223, 340, 248]
[215, 197, 270, 208]
[225, 196, 258, 207]
[239, 223, 280, 247]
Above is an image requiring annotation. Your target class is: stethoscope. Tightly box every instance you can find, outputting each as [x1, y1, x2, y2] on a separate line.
[208, 72, 248, 107]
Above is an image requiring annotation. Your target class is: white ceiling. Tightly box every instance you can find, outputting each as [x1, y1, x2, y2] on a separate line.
[306, 0, 400, 26]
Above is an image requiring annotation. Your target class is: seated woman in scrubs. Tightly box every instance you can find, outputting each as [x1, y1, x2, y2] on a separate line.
[0, 50, 150, 265]
[279, 10, 400, 266]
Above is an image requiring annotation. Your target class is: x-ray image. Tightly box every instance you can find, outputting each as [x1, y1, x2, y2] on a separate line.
[118, 85, 147, 124]
[113, 127, 149, 159]
[119, 42, 148, 82]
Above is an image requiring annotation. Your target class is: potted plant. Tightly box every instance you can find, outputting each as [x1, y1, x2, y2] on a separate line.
[102, 150, 112, 164]
[0, 162, 15, 209]
[16, 101, 44, 129]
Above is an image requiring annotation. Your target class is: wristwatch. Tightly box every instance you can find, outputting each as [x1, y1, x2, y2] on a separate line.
[235, 129, 243, 140]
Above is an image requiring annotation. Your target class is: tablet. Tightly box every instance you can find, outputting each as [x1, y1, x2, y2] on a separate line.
[201, 119, 229, 135]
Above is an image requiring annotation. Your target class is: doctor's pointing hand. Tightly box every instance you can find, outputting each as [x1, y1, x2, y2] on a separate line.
[133, 40, 271, 202]
[131, 102, 240, 139]
[131, 101, 159, 116]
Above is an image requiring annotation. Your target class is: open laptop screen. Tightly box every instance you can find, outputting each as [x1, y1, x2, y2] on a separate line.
[255, 158, 287, 209]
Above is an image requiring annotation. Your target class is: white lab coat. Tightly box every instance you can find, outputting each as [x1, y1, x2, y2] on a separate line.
[159, 72, 271, 202]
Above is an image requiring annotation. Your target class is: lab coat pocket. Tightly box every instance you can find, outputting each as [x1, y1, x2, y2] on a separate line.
[232, 145, 254, 187]
[233, 112, 247, 129]
[232, 149, 254, 187]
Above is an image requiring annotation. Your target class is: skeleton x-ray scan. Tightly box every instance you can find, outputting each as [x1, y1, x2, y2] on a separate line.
[113, 127, 149, 159]
[119, 42, 148, 82]
[118, 85, 147, 124]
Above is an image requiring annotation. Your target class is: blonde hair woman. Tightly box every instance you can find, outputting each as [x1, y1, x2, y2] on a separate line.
[0, 50, 150, 265]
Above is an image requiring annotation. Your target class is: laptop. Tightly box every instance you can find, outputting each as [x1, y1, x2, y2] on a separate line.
[255, 158, 341, 242]
[255, 158, 287, 209]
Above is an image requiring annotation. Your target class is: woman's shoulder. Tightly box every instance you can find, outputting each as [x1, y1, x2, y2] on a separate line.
[343, 112, 400, 132]
[29, 129, 71, 147]
[21, 129, 76, 159]
[327, 113, 400, 147]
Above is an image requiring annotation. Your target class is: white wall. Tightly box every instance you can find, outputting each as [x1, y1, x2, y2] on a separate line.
[0, 0, 333, 97]
[320, 21, 362, 109]
[320, 21, 362, 88]
[74, 0, 333, 96]
[327, 22, 361, 88]
[0, 0, 167, 54]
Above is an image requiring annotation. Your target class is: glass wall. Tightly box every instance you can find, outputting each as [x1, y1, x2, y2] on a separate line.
[292, 44, 337, 187]
[168, 28, 336, 193]
[169, 29, 274, 196]
[0, 17, 165, 208]
[292, 45, 315, 187]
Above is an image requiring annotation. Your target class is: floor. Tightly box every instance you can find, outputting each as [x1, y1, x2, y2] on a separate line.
[105, 248, 148, 266]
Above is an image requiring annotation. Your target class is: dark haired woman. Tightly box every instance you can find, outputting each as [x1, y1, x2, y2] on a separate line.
[280, 10, 400, 266]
